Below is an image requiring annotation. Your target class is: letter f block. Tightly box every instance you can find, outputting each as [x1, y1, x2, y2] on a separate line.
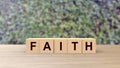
[26, 38, 40, 53]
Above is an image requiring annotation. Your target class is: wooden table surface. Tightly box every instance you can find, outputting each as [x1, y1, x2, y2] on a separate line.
[0, 45, 120, 68]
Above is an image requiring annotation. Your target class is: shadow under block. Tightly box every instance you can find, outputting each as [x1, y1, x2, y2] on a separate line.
[68, 38, 82, 53]
[40, 38, 54, 53]
[26, 38, 40, 53]
[82, 38, 96, 53]
[54, 38, 67, 53]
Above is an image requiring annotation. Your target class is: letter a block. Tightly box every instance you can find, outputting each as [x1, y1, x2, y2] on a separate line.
[54, 38, 67, 53]
[68, 38, 82, 53]
[26, 38, 40, 53]
[82, 38, 96, 53]
[40, 38, 54, 53]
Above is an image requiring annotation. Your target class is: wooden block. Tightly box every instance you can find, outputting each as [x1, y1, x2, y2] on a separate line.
[68, 38, 82, 53]
[26, 38, 40, 53]
[82, 38, 96, 53]
[54, 38, 67, 53]
[40, 38, 54, 53]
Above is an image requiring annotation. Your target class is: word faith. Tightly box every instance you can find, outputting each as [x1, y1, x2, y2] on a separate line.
[26, 38, 96, 53]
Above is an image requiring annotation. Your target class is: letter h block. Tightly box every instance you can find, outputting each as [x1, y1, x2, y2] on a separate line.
[82, 38, 96, 53]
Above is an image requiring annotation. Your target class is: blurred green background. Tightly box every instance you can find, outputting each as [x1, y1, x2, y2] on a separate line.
[0, 0, 120, 44]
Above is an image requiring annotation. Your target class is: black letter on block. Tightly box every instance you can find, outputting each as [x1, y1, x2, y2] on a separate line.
[60, 42, 62, 51]
[31, 42, 36, 51]
[72, 42, 78, 50]
[43, 42, 51, 51]
[85, 42, 92, 50]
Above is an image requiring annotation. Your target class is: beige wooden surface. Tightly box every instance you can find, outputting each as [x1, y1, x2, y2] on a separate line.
[0, 45, 120, 68]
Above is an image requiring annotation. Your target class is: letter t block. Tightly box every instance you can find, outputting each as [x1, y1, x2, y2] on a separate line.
[68, 38, 82, 53]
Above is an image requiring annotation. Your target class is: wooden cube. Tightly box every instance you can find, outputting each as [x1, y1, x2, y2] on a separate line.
[26, 38, 40, 53]
[54, 38, 67, 53]
[40, 38, 54, 53]
[82, 38, 96, 53]
[68, 38, 82, 53]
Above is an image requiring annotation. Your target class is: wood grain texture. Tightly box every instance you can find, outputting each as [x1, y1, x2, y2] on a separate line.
[0, 45, 120, 68]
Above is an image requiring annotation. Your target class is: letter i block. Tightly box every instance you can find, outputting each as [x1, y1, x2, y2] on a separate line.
[68, 38, 82, 53]
[40, 38, 54, 53]
[26, 38, 40, 53]
[82, 38, 96, 53]
[54, 38, 67, 53]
